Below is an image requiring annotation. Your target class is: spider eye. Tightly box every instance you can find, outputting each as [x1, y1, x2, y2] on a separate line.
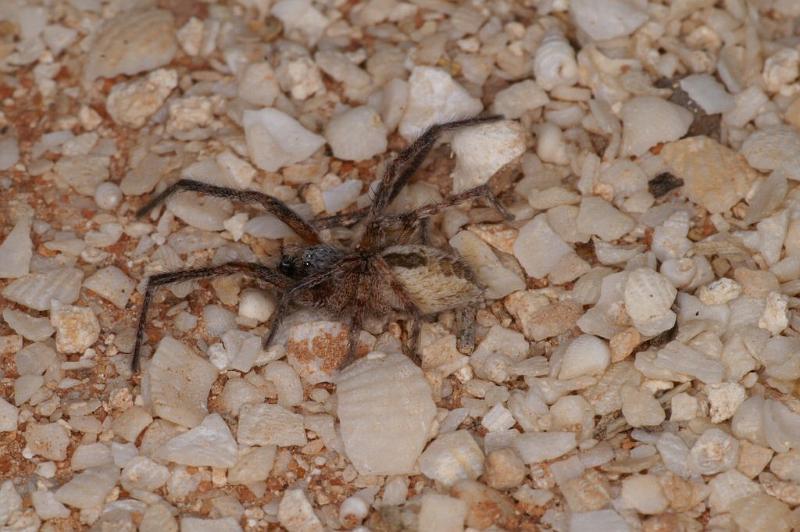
[278, 256, 295, 276]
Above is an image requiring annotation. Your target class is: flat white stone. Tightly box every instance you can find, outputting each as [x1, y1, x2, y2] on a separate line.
[576, 196, 635, 241]
[418, 492, 467, 532]
[679, 74, 735, 114]
[146, 337, 218, 428]
[228, 446, 276, 485]
[0, 481, 22, 526]
[243, 108, 325, 172]
[570, 0, 647, 41]
[399, 66, 482, 141]
[451, 120, 526, 193]
[513, 432, 576, 464]
[238, 62, 280, 107]
[325, 106, 387, 161]
[419, 430, 485, 485]
[2, 267, 83, 311]
[84, 266, 136, 309]
[55, 465, 120, 510]
[336, 353, 436, 475]
[0, 217, 32, 279]
[450, 230, 525, 300]
[71, 442, 113, 471]
[2, 309, 53, 341]
[31, 490, 70, 520]
[513, 214, 572, 278]
[621, 96, 693, 157]
[237, 403, 307, 447]
[158, 413, 237, 467]
[83, 9, 177, 82]
[278, 488, 324, 532]
[0, 398, 17, 432]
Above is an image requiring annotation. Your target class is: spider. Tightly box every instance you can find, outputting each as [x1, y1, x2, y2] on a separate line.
[131, 115, 512, 372]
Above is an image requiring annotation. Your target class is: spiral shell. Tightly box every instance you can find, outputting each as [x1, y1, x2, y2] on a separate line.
[533, 28, 579, 91]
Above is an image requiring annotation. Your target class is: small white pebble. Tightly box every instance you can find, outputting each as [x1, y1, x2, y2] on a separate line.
[689, 428, 739, 475]
[238, 288, 275, 322]
[339, 495, 369, 526]
[621, 474, 668, 515]
[759, 291, 789, 335]
[697, 277, 742, 305]
[559, 334, 610, 379]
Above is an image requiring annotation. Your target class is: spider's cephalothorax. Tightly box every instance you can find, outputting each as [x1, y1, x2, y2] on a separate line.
[131, 115, 511, 371]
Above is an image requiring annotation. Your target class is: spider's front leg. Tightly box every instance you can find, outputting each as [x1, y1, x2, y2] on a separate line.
[368, 115, 505, 220]
[132, 262, 290, 372]
[137, 179, 322, 244]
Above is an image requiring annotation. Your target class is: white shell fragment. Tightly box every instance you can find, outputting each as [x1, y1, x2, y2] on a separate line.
[570, 0, 648, 41]
[450, 231, 525, 300]
[55, 466, 119, 510]
[84, 266, 136, 309]
[4, 308, 52, 344]
[146, 337, 218, 428]
[559, 334, 611, 379]
[624, 268, 677, 336]
[399, 66, 482, 141]
[84, 9, 177, 82]
[278, 488, 324, 532]
[243, 109, 325, 172]
[0, 217, 32, 279]
[513, 214, 572, 278]
[679, 74, 735, 115]
[533, 29, 578, 91]
[451, 120, 526, 193]
[336, 353, 436, 475]
[741, 126, 800, 176]
[620, 97, 693, 157]
[325, 106, 387, 161]
[238, 403, 307, 447]
[419, 430, 485, 486]
[158, 413, 238, 468]
[3, 267, 83, 311]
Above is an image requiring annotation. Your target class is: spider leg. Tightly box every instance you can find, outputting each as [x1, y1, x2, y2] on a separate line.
[137, 179, 322, 244]
[339, 312, 364, 370]
[455, 305, 478, 353]
[378, 184, 512, 245]
[313, 206, 369, 229]
[368, 115, 504, 221]
[405, 184, 513, 221]
[132, 262, 291, 372]
[373, 256, 424, 364]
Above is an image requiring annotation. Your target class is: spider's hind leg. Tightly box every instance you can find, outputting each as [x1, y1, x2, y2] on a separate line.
[132, 262, 290, 372]
[455, 304, 478, 354]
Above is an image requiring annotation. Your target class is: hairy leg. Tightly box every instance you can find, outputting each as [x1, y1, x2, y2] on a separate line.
[366, 115, 504, 224]
[137, 179, 321, 244]
[454, 305, 477, 354]
[132, 262, 290, 372]
[375, 184, 512, 245]
[373, 256, 424, 364]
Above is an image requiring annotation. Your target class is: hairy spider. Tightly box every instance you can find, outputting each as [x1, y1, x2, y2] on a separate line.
[131, 115, 511, 371]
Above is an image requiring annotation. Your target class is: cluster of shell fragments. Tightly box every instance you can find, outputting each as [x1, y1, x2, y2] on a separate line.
[2, 0, 800, 531]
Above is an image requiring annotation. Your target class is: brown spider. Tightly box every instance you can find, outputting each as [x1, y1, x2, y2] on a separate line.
[131, 115, 511, 372]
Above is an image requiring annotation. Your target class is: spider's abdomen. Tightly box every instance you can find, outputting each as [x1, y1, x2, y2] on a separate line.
[381, 245, 483, 315]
